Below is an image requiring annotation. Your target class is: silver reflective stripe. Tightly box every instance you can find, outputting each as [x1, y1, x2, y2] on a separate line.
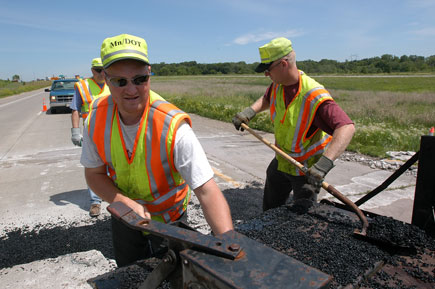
[150, 197, 185, 217]
[160, 108, 184, 188]
[102, 49, 148, 63]
[88, 97, 101, 140]
[104, 96, 115, 171]
[145, 100, 164, 197]
[291, 87, 330, 155]
[271, 85, 279, 121]
[134, 183, 187, 206]
[304, 134, 331, 154]
[145, 100, 183, 197]
[77, 81, 86, 98]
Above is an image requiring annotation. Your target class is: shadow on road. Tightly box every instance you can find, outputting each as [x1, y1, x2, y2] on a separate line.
[50, 189, 90, 211]
[0, 218, 114, 269]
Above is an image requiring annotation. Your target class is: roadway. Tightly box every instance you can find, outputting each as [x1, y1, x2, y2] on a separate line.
[0, 88, 418, 288]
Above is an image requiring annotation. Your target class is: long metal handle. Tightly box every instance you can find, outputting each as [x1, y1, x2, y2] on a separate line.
[241, 123, 368, 235]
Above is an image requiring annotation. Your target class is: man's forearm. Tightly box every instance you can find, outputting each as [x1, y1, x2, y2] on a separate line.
[194, 178, 234, 235]
[323, 124, 355, 161]
[71, 110, 80, 128]
[251, 95, 270, 114]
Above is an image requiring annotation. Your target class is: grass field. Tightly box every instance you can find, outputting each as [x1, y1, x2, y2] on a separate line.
[151, 75, 435, 157]
[0, 80, 51, 98]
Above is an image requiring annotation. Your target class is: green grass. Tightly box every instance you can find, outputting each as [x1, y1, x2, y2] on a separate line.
[313, 75, 435, 93]
[151, 75, 435, 157]
[0, 80, 51, 98]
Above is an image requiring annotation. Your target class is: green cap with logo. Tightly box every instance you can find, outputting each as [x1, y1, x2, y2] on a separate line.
[91, 58, 103, 68]
[255, 37, 293, 73]
[100, 34, 149, 68]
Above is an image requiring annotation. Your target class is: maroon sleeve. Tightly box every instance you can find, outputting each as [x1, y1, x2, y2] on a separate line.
[311, 100, 354, 136]
[263, 83, 273, 103]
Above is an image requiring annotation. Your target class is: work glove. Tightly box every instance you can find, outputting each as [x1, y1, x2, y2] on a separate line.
[71, 128, 83, 147]
[232, 107, 256, 131]
[305, 155, 335, 190]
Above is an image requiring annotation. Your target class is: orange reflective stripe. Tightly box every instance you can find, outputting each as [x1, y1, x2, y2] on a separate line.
[77, 79, 93, 105]
[88, 92, 191, 223]
[294, 88, 330, 152]
[270, 84, 278, 121]
[89, 96, 113, 164]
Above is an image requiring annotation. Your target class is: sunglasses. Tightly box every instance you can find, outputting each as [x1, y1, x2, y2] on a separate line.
[264, 60, 282, 73]
[93, 68, 103, 73]
[105, 74, 150, 87]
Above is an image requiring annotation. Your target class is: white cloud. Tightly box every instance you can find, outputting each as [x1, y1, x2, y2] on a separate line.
[232, 29, 304, 45]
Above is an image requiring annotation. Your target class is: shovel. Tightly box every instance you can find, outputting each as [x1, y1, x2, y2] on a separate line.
[240, 123, 369, 236]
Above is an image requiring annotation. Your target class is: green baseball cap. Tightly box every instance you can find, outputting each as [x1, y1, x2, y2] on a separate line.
[100, 34, 149, 68]
[91, 57, 103, 68]
[255, 37, 293, 73]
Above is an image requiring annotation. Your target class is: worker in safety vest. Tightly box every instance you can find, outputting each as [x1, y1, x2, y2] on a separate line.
[232, 37, 355, 212]
[70, 57, 110, 217]
[80, 34, 234, 270]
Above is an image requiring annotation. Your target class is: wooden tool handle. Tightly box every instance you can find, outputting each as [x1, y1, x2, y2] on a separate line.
[240, 123, 368, 235]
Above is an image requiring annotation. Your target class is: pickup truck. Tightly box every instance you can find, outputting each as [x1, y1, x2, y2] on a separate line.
[44, 79, 78, 114]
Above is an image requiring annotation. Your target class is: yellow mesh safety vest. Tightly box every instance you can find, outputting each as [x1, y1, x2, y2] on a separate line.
[87, 91, 192, 223]
[270, 71, 333, 175]
[75, 78, 110, 119]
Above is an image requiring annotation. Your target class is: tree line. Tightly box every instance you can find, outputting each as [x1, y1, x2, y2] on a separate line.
[151, 54, 435, 76]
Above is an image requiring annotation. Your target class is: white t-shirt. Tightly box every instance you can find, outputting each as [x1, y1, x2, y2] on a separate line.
[81, 118, 213, 190]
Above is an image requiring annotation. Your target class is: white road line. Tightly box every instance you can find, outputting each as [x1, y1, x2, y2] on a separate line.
[212, 167, 241, 188]
[0, 91, 44, 109]
[197, 134, 240, 139]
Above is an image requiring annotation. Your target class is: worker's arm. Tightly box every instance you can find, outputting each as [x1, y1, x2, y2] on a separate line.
[85, 166, 149, 219]
[305, 123, 355, 188]
[193, 178, 234, 235]
[232, 94, 270, 131]
[323, 123, 355, 161]
[250, 94, 270, 114]
[71, 110, 80, 128]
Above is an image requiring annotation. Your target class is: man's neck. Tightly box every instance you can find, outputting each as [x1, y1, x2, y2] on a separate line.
[118, 110, 144, 126]
[91, 77, 105, 85]
[281, 67, 299, 86]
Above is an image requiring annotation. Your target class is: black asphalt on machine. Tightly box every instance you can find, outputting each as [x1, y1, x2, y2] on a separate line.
[89, 134, 435, 289]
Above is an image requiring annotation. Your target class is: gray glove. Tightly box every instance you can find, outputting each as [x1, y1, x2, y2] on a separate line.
[71, 128, 83, 147]
[232, 107, 256, 131]
[305, 155, 334, 190]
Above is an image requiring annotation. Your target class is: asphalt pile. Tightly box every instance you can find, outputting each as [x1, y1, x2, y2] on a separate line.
[0, 218, 114, 269]
[236, 203, 435, 288]
[1, 183, 433, 288]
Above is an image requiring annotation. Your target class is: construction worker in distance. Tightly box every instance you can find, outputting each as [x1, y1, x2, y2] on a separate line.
[70, 57, 111, 217]
[232, 37, 355, 212]
[80, 34, 234, 275]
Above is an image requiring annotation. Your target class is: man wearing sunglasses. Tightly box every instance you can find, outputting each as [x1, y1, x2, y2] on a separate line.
[80, 34, 234, 271]
[232, 37, 355, 212]
[70, 57, 111, 217]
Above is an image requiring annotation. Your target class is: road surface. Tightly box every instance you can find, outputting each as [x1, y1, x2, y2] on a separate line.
[0, 88, 418, 288]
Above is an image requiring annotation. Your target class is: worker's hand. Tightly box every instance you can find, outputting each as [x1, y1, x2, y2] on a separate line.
[71, 128, 83, 147]
[232, 107, 256, 131]
[131, 201, 151, 220]
[305, 155, 335, 190]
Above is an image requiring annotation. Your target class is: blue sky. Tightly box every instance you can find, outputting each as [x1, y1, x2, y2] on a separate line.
[1, 0, 434, 81]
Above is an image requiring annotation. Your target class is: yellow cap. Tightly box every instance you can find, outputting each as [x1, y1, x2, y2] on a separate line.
[91, 58, 103, 68]
[100, 34, 149, 68]
[255, 37, 293, 72]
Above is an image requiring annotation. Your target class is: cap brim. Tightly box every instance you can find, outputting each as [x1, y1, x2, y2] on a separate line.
[255, 62, 272, 73]
[103, 57, 150, 69]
